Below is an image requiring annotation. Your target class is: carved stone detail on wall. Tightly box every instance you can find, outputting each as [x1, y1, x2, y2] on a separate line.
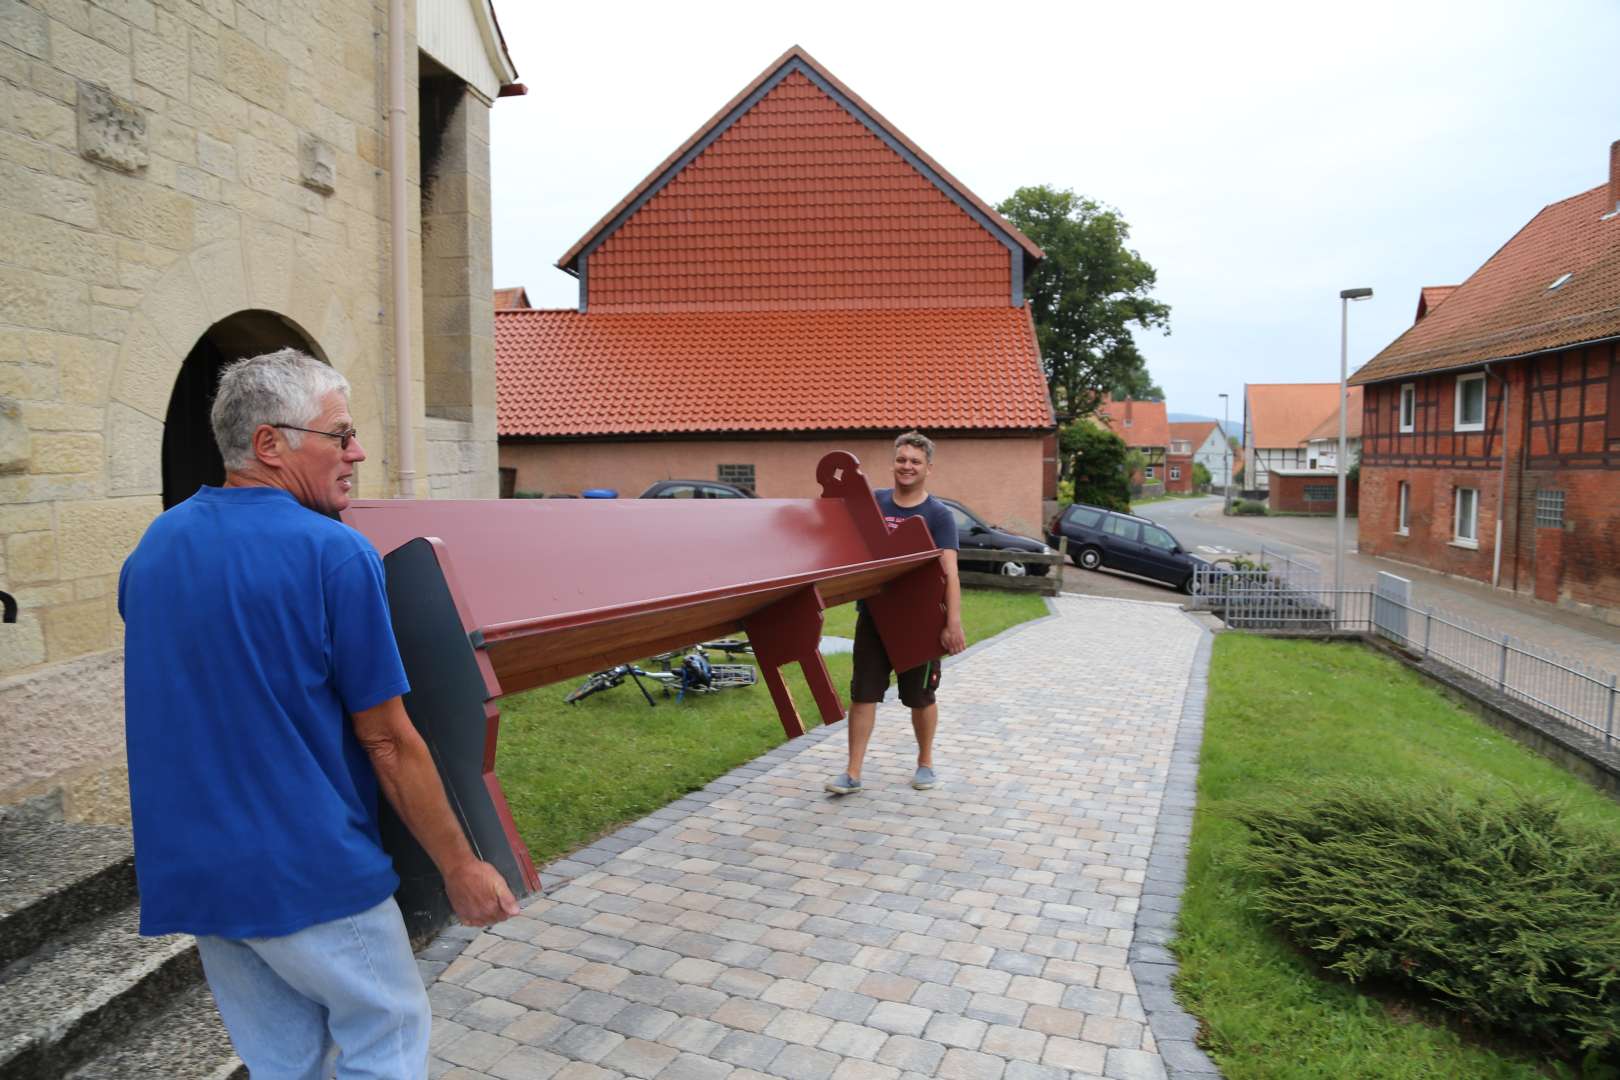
[76, 81, 149, 173]
[299, 134, 336, 194]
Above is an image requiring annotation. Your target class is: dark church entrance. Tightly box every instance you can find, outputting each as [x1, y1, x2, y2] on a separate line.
[162, 311, 327, 509]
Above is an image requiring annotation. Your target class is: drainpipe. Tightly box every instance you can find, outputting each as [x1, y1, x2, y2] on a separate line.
[1486, 362, 1509, 588]
[388, 0, 416, 498]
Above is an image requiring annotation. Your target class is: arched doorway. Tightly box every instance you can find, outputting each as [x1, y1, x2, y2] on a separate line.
[162, 310, 329, 509]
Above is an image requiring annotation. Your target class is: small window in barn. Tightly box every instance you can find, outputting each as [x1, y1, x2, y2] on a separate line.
[1455, 373, 1486, 432]
[1535, 490, 1565, 529]
[1399, 383, 1416, 432]
[717, 463, 756, 492]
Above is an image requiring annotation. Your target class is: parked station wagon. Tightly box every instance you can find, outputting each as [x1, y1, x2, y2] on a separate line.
[1046, 503, 1206, 593]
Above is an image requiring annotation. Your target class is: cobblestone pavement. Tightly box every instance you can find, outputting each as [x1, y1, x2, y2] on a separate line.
[420, 597, 1218, 1080]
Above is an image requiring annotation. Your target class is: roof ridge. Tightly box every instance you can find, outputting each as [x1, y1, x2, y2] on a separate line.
[554, 46, 1043, 273]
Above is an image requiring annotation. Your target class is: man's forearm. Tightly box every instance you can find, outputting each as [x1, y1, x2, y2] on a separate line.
[366, 724, 478, 878]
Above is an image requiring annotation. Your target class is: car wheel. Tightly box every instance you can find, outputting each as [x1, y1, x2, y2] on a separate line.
[1180, 573, 1197, 596]
[999, 559, 1027, 577]
[1077, 546, 1103, 571]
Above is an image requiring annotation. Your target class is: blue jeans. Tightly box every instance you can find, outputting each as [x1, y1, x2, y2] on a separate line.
[195, 896, 430, 1080]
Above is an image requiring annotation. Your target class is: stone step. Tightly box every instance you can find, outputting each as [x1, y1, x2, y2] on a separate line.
[0, 905, 200, 1080]
[65, 979, 245, 1080]
[0, 802, 136, 970]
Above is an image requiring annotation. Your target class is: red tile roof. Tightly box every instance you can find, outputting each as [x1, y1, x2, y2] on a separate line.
[494, 286, 531, 310]
[1351, 180, 1620, 385]
[1301, 386, 1363, 442]
[496, 307, 1053, 437]
[1168, 420, 1218, 451]
[1414, 285, 1456, 322]
[559, 46, 1041, 313]
[1095, 398, 1169, 449]
[1246, 383, 1341, 449]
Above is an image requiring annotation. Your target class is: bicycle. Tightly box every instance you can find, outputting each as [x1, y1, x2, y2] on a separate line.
[564, 644, 757, 707]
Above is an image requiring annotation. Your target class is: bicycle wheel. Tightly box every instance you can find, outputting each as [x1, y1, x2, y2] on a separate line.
[702, 638, 753, 657]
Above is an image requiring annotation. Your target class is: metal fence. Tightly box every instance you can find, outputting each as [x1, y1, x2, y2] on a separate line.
[1190, 564, 1619, 748]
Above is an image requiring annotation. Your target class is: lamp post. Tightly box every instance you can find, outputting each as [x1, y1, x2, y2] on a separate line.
[1218, 392, 1231, 515]
[1337, 287, 1373, 595]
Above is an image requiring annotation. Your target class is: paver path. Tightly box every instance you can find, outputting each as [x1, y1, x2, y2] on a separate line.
[423, 596, 1216, 1080]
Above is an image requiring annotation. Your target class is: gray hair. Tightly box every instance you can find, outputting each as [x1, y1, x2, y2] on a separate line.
[211, 348, 351, 472]
[894, 430, 935, 463]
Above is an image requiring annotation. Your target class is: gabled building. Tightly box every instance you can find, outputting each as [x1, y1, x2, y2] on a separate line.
[1170, 420, 1230, 488]
[1300, 385, 1364, 471]
[1350, 139, 1620, 623]
[1096, 397, 1170, 494]
[496, 47, 1054, 533]
[1242, 383, 1341, 492]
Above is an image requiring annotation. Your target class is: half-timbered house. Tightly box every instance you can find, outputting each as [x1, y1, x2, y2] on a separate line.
[1349, 139, 1620, 624]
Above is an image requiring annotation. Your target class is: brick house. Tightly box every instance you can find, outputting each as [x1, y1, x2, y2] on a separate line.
[497, 47, 1055, 536]
[0, 0, 520, 817]
[1096, 397, 1170, 495]
[1349, 139, 1620, 625]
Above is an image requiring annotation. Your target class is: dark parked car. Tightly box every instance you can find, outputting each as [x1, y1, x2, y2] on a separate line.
[937, 497, 1055, 577]
[1046, 503, 1206, 593]
[639, 480, 756, 499]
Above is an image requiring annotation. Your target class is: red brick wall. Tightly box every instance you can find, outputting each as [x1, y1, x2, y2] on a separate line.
[1360, 466, 1501, 581]
[1269, 473, 1357, 514]
[1165, 453, 1194, 494]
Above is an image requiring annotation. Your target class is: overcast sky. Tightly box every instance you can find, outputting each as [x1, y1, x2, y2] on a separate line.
[489, 0, 1619, 423]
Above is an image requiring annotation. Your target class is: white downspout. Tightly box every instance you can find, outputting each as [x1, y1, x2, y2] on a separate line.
[388, 0, 416, 498]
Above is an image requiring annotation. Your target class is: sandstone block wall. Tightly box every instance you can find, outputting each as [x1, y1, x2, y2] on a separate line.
[0, 0, 502, 814]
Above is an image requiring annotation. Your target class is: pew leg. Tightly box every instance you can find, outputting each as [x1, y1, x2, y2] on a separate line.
[759, 662, 807, 738]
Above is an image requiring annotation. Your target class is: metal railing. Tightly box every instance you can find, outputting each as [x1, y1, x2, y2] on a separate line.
[1191, 565, 1618, 748]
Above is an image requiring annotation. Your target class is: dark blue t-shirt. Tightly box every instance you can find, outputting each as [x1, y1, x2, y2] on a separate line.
[875, 489, 959, 551]
[118, 486, 409, 938]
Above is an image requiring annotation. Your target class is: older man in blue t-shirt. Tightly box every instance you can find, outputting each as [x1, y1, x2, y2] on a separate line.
[119, 349, 517, 1078]
[826, 431, 966, 796]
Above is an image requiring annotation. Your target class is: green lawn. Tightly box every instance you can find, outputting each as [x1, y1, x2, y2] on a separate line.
[1177, 634, 1620, 1079]
[494, 588, 1047, 866]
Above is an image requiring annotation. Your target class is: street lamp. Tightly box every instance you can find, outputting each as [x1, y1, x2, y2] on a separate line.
[1337, 287, 1373, 596]
[1218, 392, 1231, 515]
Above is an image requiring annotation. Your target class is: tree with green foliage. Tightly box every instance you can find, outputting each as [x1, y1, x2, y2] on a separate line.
[996, 185, 1171, 418]
[1192, 461, 1212, 490]
[1059, 420, 1130, 511]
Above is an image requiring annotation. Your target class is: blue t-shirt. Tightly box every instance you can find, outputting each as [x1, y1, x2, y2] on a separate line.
[118, 486, 410, 938]
[875, 489, 959, 551]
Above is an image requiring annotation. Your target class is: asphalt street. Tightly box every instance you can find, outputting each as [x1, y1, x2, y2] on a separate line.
[1055, 494, 1620, 672]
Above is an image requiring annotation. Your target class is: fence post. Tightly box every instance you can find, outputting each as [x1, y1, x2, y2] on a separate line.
[1607, 675, 1617, 748]
[1422, 608, 1432, 659]
[1498, 634, 1509, 692]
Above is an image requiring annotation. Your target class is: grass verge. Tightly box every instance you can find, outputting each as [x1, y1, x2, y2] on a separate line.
[1177, 634, 1620, 1080]
[494, 588, 1048, 866]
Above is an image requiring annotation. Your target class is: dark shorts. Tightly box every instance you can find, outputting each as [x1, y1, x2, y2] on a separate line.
[850, 607, 942, 708]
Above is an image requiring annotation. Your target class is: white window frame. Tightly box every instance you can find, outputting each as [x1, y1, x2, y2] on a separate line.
[1169, 466, 1181, 480]
[1399, 383, 1416, 433]
[1396, 481, 1409, 536]
[1143, 464, 1156, 479]
[1454, 373, 1486, 432]
[1453, 487, 1479, 548]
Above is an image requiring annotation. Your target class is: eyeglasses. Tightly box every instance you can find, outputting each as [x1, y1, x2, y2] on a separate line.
[273, 424, 359, 450]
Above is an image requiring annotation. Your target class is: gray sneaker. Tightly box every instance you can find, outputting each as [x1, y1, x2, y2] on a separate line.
[911, 766, 937, 790]
[824, 772, 862, 795]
